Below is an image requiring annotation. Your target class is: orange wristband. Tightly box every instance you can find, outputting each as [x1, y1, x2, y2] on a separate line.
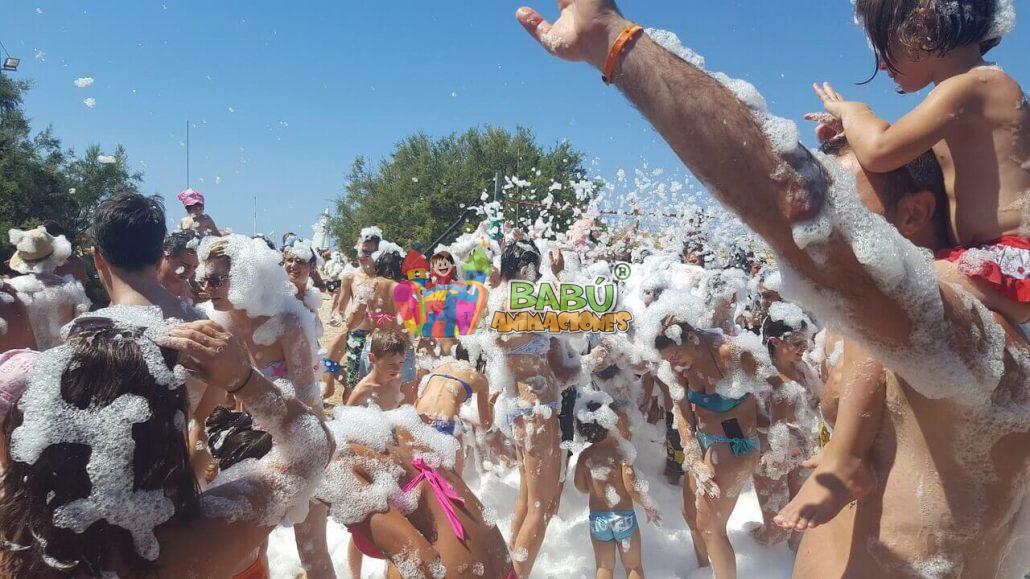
[602, 24, 643, 85]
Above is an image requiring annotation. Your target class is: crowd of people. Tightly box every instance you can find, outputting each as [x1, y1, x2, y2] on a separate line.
[0, 0, 1027, 577]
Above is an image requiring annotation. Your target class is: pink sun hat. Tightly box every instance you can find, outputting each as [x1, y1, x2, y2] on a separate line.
[177, 188, 205, 208]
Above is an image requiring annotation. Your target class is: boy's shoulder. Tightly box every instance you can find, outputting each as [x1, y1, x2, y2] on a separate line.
[935, 65, 1022, 101]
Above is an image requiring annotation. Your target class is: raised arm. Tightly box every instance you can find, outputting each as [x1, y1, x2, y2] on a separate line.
[515, 1, 1023, 403]
[815, 81, 967, 172]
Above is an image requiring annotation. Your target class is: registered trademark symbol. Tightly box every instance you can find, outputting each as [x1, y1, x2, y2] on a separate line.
[613, 262, 632, 281]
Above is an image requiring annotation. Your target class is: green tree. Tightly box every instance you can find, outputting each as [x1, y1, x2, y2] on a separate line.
[330, 125, 591, 254]
[0, 74, 143, 241]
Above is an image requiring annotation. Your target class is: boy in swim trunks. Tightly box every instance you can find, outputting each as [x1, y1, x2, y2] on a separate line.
[573, 402, 660, 579]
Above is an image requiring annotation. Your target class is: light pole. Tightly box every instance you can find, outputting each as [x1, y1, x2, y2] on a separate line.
[0, 37, 20, 73]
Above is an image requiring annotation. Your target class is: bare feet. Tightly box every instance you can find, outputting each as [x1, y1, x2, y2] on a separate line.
[750, 523, 789, 546]
[774, 450, 876, 531]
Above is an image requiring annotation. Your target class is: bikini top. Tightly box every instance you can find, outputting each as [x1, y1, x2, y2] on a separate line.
[508, 333, 551, 356]
[429, 373, 474, 401]
[686, 389, 750, 413]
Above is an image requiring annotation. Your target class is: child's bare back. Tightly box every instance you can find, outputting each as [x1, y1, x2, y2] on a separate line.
[929, 66, 1028, 246]
[578, 443, 635, 512]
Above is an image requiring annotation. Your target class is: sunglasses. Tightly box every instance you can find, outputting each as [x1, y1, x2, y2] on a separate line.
[199, 274, 231, 289]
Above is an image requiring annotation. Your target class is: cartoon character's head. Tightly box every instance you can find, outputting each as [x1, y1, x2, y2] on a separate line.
[429, 251, 456, 283]
[402, 248, 429, 287]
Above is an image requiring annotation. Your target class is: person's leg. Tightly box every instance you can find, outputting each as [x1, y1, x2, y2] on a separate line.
[681, 468, 710, 567]
[592, 536, 617, 579]
[935, 258, 1030, 325]
[752, 472, 790, 545]
[619, 528, 645, 579]
[777, 361, 882, 531]
[696, 447, 757, 579]
[321, 329, 350, 400]
[294, 502, 336, 579]
[509, 427, 529, 549]
[348, 536, 364, 579]
[511, 414, 561, 577]
[665, 410, 684, 485]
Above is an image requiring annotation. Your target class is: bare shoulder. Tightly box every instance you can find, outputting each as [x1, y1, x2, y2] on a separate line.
[937, 66, 1024, 107]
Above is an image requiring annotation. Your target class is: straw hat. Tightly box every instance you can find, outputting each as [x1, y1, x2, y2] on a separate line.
[8, 226, 72, 274]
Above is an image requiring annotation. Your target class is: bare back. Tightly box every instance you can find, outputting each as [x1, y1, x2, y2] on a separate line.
[933, 67, 1030, 245]
[415, 361, 481, 420]
[579, 443, 634, 512]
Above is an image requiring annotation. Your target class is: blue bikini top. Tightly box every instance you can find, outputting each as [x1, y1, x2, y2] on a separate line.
[431, 373, 474, 401]
[686, 389, 750, 413]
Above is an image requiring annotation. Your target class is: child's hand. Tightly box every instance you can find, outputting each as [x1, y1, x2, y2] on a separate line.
[644, 505, 663, 527]
[813, 82, 854, 119]
[804, 112, 844, 145]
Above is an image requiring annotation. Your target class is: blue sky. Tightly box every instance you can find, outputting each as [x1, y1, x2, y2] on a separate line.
[4, 1, 1028, 242]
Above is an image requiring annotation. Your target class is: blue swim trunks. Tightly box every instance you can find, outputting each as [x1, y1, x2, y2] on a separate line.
[589, 510, 639, 542]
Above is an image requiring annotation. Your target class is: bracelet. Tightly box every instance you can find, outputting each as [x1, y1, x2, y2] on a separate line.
[602, 24, 644, 85]
[228, 366, 255, 395]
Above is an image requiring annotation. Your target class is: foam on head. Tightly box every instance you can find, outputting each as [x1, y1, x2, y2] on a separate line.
[9, 312, 191, 562]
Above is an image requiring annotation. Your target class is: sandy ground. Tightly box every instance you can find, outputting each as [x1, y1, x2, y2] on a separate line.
[318, 293, 347, 408]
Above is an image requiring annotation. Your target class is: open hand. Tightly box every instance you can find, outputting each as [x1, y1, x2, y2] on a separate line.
[813, 82, 849, 119]
[158, 320, 250, 392]
[515, 0, 628, 69]
[645, 505, 663, 526]
[804, 112, 844, 145]
[689, 460, 721, 499]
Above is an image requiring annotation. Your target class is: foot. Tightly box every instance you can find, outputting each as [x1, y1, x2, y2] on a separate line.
[774, 451, 876, 531]
[750, 523, 789, 546]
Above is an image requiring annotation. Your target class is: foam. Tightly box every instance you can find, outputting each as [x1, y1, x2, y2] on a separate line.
[315, 405, 460, 528]
[203, 385, 329, 526]
[7, 273, 91, 350]
[10, 345, 176, 561]
[987, 0, 1017, 40]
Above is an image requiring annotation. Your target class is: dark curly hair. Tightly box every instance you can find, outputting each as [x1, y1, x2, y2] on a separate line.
[500, 240, 541, 281]
[374, 250, 405, 282]
[0, 321, 198, 577]
[855, 0, 1003, 81]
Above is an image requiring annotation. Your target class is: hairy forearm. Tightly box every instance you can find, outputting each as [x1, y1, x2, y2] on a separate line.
[612, 34, 815, 252]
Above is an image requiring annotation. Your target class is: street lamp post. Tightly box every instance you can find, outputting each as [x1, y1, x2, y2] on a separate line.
[0, 37, 19, 73]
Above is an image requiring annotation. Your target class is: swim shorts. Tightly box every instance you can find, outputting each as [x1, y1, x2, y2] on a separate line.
[589, 510, 639, 543]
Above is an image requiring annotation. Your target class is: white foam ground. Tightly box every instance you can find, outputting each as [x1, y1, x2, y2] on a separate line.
[266, 420, 795, 578]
